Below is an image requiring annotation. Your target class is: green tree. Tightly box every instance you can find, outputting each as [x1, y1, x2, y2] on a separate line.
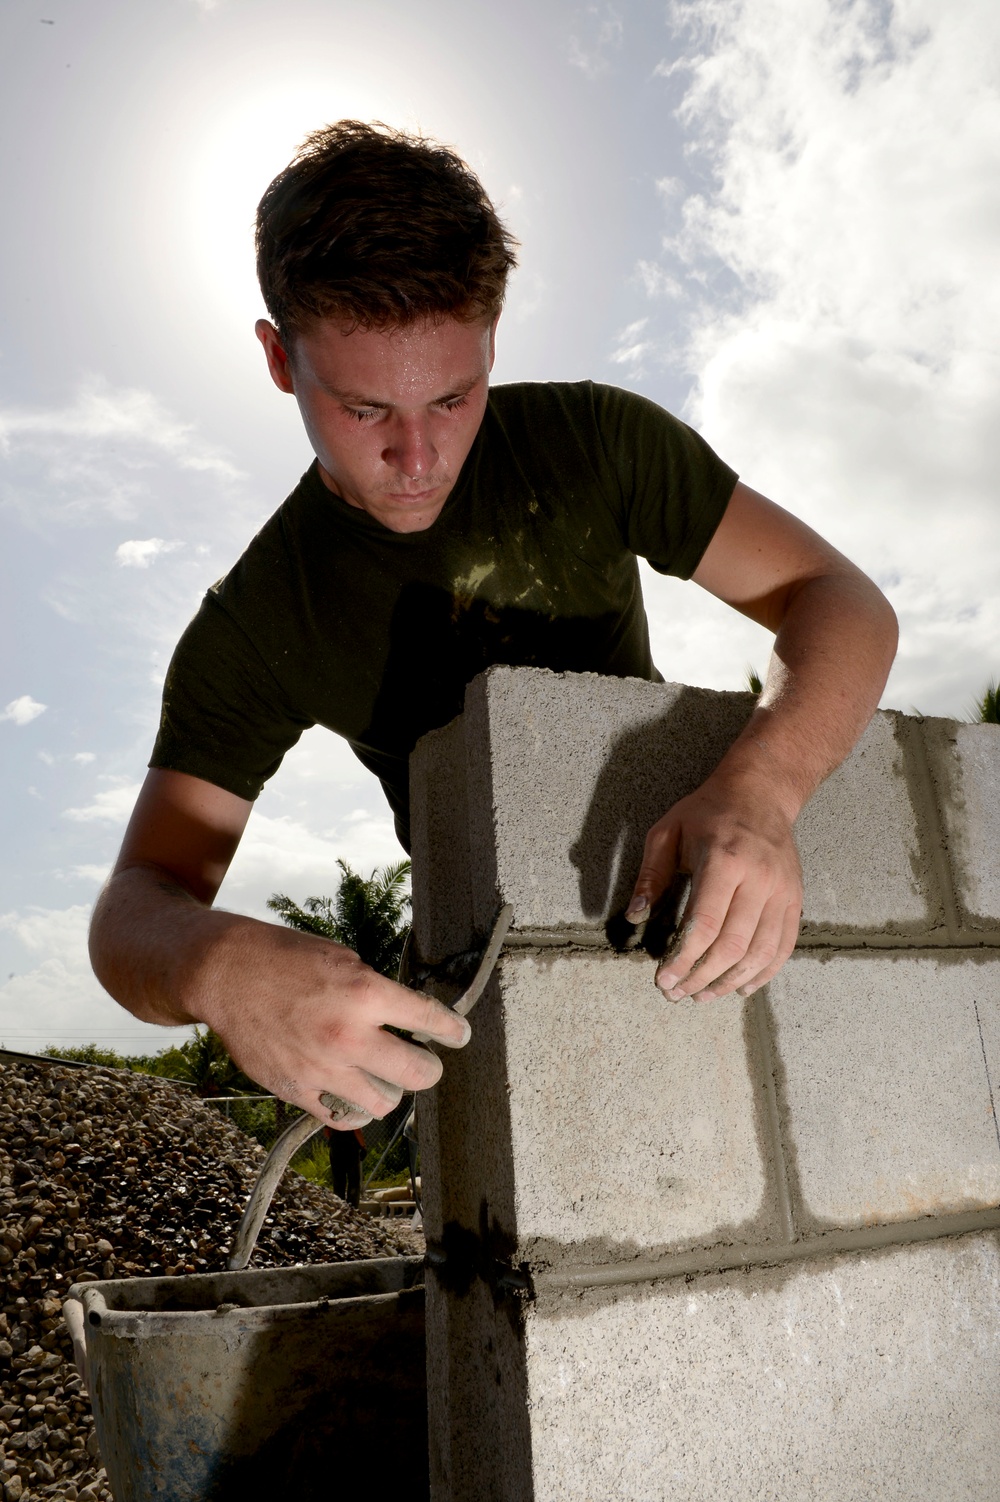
[43, 1032, 262, 1096]
[268, 858, 412, 978]
[154, 1025, 260, 1097]
[972, 678, 999, 724]
[42, 1042, 157, 1071]
[745, 665, 764, 695]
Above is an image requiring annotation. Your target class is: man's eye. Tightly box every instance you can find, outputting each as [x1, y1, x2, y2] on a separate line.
[345, 406, 381, 422]
[441, 396, 468, 413]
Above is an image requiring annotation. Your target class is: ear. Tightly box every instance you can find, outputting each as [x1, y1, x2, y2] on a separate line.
[488, 313, 500, 372]
[255, 319, 295, 394]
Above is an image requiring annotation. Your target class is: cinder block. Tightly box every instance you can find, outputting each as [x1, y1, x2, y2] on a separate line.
[976, 992, 1000, 1141]
[419, 950, 779, 1270]
[408, 713, 476, 963]
[922, 719, 1000, 928]
[410, 668, 940, 961]
[795, 711, 939, 933]
[517, 1232, 1000, 1502]
[768, 952, 1000, 1231]
[503, 950, 776, 1260]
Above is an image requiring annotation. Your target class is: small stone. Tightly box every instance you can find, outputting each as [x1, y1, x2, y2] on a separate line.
[3, 1476, 22, 1501]
[84, 1433, 100, 1460]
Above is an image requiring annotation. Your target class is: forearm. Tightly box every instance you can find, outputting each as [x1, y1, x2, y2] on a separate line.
[89, 863, 253, 1027]
[711, 567, 898, 820]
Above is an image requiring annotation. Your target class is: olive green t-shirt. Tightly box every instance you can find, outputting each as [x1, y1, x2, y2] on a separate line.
[151, 381, 737, 848]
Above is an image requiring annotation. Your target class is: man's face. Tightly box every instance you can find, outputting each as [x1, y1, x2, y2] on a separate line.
[256, 313, 496, 534]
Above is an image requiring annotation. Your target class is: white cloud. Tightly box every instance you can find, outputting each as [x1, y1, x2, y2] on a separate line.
[62, 865, 112, 885]
[0, 376, 243, 527]
[0, 905, 193, 1053]
[1, 696, 47, 726]
[610, 317, 653, 373]
[115, 537, 183, 569]
[568, 3, 624, 78]
[63, 780, 141, 825]
[650, 0, 1000, 715]
[73, 752, 96, 765]
[219, 806, 403, 919]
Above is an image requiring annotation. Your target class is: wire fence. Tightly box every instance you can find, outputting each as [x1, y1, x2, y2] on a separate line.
[200, 1091, 414, 1190]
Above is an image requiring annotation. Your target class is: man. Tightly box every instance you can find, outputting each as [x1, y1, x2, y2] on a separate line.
[89, 121, 897, 1134]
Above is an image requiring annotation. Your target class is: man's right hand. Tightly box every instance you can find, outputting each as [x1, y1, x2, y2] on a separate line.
[88, 768, 469, 1131]
[193, 913, 470, 1130]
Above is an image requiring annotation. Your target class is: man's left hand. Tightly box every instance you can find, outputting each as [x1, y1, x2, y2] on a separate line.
[625, 769, 803, 1001]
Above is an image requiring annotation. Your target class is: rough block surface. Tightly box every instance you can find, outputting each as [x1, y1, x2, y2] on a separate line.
[768, 952, 1000, 1230]
[419, 952, 777, 1268]
[923, 719, 1000, 927]
[524, 1233, 1000, 1502]
[411, 668, 939, 958]
[498, 951, 776, 1261]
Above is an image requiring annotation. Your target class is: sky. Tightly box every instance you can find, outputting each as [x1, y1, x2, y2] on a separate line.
[1, 0, 998, 1053]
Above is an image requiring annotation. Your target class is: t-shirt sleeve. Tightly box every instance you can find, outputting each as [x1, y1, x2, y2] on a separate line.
[591, 384, 738, 578]
[149, 591, 314, 801]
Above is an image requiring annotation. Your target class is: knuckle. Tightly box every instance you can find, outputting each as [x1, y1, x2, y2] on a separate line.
[715, 933, 751, 964]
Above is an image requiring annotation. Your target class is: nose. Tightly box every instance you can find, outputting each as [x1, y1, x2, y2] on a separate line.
[382, 414, 439, 481]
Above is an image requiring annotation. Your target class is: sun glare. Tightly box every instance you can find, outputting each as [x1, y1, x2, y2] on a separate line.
[180, 80, 392, 328]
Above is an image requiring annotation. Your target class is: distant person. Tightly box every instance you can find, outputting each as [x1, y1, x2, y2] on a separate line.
[325, 1125, 364, 1208]
[90, 121, 897, 1132]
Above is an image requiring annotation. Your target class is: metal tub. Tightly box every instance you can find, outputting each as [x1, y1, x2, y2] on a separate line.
[64, 1256, 427, 1500]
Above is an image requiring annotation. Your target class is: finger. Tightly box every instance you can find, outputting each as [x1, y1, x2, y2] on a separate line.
[361, 1027, 446, 1093]
[318, 1091, 374, 1128]
[301, 1057, 408, 1122]
[358, 1071, 406, 1111]
[380, 987, 473, 1049]
[653, 859, 743, 994]
[737, 900, 802, 997]
[626, 818, 681, 923]
[688, 891, 790, 1000]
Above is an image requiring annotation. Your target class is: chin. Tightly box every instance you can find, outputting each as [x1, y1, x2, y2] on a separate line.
[379, 508, 442, 534]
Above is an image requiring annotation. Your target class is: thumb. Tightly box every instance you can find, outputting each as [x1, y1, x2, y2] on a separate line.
[626, 817, 681, 924]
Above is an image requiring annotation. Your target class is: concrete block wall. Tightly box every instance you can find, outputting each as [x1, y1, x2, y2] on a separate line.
[409, 667, 1000, 1502]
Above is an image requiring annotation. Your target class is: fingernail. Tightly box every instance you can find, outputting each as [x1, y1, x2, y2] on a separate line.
[626, 898, 650, 923]
[657, 972, 677, 992]
[667, 986, 686, 1002]
[457, 1017, 472, 1044]
[738, 983, 757, 997]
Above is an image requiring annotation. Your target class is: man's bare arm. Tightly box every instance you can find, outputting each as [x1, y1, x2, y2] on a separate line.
[627, 482, 898, 1001]
[90, 769, 470, 1127]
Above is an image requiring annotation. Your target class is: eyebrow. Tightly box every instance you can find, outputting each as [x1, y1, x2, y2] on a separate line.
[320, 372, 483, 407]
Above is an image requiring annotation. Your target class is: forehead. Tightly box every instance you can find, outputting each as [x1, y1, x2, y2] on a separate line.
[292, 315, 493, 403]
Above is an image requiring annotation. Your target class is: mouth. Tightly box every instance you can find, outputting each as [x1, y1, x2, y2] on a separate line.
[384, 487, 441, 503]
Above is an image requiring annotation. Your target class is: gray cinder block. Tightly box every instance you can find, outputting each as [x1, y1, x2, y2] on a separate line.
[410, 668, 941, 961]
[767, 952, 1000, 1231]
[410, 669, 999, 1502]
[922, 719, 1000, 928]
[420, 951, 780, 1272]
[520, 1233, 1000, 1502]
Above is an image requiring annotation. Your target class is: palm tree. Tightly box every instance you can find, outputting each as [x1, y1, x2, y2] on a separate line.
[267, 858, 412, 978]
[155, 1025, 259, 1097]
[268, 860, 414, 1148]
[745, 665, 763, 695]
[972, 678, 999, 724]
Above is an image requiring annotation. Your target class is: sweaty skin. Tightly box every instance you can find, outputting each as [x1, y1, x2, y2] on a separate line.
[90, 313, 897, 1128]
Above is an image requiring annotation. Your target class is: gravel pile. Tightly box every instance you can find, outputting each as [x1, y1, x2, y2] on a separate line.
[0, 1055, 417, 1501]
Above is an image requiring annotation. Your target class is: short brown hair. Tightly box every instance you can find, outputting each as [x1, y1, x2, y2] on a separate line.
[255, 120, 518, 340]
